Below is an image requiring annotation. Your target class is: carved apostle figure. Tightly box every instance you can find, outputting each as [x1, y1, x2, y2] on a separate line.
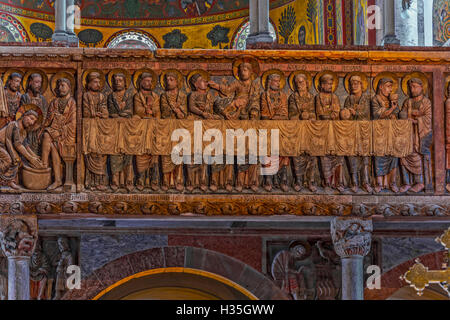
[288, 73, 318, 192]
[446, 84, 450, 193]
[1, 72, 22, 128]
[315, 73, 345, 192]
[53, 237, 73, 300]
[30, 240, 50, 300]
[108, 73, 134, 192]
[133, 72, 160, 191]
[83, 71, 109, 191]
[40, 78, 76, 191]
[399, 78, 432, 193]
[187, 73, 219, 192]
[342, 75, 372, 193]
[210, 61, 261, 192]
[371, 78, 400, 193]
[160, 71, 187, 192]
[0, 110, 44, 189]
[20, 73, 48, 156]
[261, 72, 290, 192]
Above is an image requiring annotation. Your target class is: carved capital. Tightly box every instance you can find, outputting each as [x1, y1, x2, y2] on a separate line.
[0, 215, 38, 258]
[331, 217, 372, 258]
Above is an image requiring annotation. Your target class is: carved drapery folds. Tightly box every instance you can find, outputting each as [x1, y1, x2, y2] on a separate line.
[331, 217, 372, 258]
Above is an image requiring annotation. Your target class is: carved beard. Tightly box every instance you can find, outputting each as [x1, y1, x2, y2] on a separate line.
[8, 83, 19, 93]
[31, 86, 41, 95]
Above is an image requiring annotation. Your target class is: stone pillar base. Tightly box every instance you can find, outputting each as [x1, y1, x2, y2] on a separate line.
[383, 35, 400, 45]
[67, 33, 79, 47]
[246, 32, 274, 45]
[52, 31, 69, 44]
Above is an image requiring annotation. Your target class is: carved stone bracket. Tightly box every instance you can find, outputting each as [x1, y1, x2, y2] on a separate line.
[0, 215, 38, 258]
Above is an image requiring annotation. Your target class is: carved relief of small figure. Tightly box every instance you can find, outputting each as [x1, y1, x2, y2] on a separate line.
[399, 78, 432, 193]
[108, 72, 134, 192]
[0, 109, 44, 189]
[446, 84, 450, 192]
[83, 71, 109, 191]
[260, 72, 290, 192]
[271, 241, 312, 300]
[342, 74, 372, 193]
[288, 73, 318, 192]
[20, 72, 48, 156]
[371, 78, 400, 193]
[187, 72, 218, 192]
[30, 240, 50, 300]
[160, 71, 187, 192]
[0, 72, 22, 128]
[41, 78, 76, 191]
[315, 73, 345, 192]
[133, 72, 161, 191]
[210, 60, 261, 192]
[53, 237, 73, 300]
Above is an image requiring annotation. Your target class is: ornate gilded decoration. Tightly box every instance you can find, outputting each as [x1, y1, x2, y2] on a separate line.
[402, 228, 450, 297]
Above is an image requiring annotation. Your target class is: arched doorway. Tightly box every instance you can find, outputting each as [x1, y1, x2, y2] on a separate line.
[62, 246, 288, 300]
[94, 268, 257, 300]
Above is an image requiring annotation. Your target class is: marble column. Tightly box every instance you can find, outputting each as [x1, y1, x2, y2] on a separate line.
[423, 0, 433, 46]
[66, 0, 79, 46]
[396, 0, 418, 46]
[331, 217, 373, 300]
[52, 0, 68, 43]
[383, 0, 400, 44]
[0, 215, 38, 300]
[246, 0, 273, 45]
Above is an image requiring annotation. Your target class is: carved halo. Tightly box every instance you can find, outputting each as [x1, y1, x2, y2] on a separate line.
[446, 76, 450, 98]
[232, 56, 260, 81]
[82, 69, 105, 91]
[344, 71, 369, 94]
[373, 72, 399, 93]
[50, 71, 76, 96]
[159, 69, 185, 90]
[288, 240, 311, 260]
[2, 69, 24, 92]
[314, 70, 339, 93]
[261, 69, 286, 91]
[107, 68, 131, 90]
[22, 69, 48, 93]
[288, 70, 313, 92]
[401, 72, 429, 96]
[187, 70, 211, 91]
[15, 103, 43, 125]
[133, 69, 158, 91]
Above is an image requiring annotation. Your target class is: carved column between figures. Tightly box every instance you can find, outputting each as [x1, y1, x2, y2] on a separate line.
[331, 217, 372, 300]
[247, 0, 273, 45]
[0, 215, 38, 300]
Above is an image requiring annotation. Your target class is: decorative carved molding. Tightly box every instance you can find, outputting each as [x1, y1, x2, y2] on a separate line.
[331, 217, 373, 258]
[0, 215, 37, 257]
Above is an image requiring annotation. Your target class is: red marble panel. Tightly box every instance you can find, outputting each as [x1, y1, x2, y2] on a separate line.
[168, 235, 262, 271]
